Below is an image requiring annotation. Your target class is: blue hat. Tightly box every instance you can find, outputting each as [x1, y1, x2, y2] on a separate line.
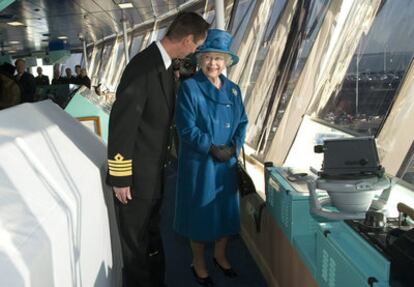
[197, 29, 239, 66]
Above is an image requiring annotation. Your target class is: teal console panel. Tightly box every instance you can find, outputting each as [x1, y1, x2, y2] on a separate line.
[264, 165, 397, 287]
[65, 88, 110, 143]
[316, 222, 390, 287]
[265, 166, 321, 241]
[264, 165, 325, 278]
[0, 0, 14, 11]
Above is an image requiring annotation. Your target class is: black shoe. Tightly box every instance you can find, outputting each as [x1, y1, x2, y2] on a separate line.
[190, 265, 214, 286]
[213, 258, 238, 278]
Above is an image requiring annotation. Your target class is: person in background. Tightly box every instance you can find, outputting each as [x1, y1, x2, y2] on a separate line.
[0, 62, 15, 78]
[106, 12, 209, 287]
[173, 55, 198, 82]
[63, 67, 75, 84]
[51, 64, 65, 85]
[78, 68, 91, 89]
[74, 64, 81, 84]
[0, 62, 20, 109]
[15, 58, 36, 103]
[174, 29, 248, 286]
[34, 67, 50, 86]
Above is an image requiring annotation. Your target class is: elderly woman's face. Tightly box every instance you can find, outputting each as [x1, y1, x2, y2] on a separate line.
[199, 52, 227, 80]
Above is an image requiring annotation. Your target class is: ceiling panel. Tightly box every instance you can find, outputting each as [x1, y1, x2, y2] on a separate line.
[0, 0, 198, 56]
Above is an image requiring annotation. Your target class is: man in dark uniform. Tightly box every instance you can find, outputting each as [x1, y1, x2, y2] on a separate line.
[15, 59, 36, 103]
[79, 68, 91, 89]
[73, 64, 82, 84]
[35, 67, 50, 86]
[63, 67, 75, 84]
[106, 12, 209, 287]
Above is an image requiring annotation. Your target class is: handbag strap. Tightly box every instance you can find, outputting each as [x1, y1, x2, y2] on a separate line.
[241, 145, 246, 169]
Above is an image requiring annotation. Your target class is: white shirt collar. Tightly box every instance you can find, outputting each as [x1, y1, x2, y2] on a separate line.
[155, 41, 172, 70]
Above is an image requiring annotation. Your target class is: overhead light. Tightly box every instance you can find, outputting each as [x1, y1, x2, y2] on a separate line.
[118, 2, 133, 9]
[8, 50, 16, 53]
[7, 21, 25, 26]
[9, 41, 20, 44]
[58, 36, 68, 40]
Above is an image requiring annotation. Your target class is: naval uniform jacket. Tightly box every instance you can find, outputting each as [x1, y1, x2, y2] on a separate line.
[107, 42, 175, 199]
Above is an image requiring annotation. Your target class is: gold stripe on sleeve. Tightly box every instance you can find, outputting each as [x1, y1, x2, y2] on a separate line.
[107, 153, 133, 177]
[109, 170, 133, 176]
[108, 166, 133, 172]
[108, 162, 132, 168]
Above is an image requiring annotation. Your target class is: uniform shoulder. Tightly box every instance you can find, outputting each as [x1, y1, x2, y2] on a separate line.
[127, 44, 159, 73]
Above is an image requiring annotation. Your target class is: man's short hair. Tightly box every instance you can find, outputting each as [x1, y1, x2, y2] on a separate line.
[75, 65, 81, 69]
[15, 58, 25, 66]
[166, 12, 210, 42]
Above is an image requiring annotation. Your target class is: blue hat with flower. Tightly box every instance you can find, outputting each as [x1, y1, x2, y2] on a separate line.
[197, 29, 239, 66]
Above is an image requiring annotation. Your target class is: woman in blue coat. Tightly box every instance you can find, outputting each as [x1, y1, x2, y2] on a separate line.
[174, 29, 248, 286]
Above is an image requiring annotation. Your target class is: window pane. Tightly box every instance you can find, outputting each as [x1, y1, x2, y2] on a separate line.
[91, 46, 103, 83]
[129, 34, 143, 59]
[205, 8, 215, 26]
[284, 116, 351, 170]
[230, 0, 256, 52]
[107, 40, 125, 91]
[242, 0, 287, 105]
[249, 0, 330, 155]
[61, 53, 83, 75]
[97, 42, 115, 84]
[400, 143, 414, 187]
[312, 0, 414, 136]
[152, 27, 167, 41]
[263, 0, 287, 42]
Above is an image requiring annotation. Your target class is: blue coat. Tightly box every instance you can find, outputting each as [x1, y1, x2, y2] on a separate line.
[173, 71, 248, 241]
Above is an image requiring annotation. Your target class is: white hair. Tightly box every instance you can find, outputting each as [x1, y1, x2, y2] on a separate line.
[196, 52, 233, 67]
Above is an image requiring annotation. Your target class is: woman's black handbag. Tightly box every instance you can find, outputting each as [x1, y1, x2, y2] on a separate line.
[237, 147, 256, 197]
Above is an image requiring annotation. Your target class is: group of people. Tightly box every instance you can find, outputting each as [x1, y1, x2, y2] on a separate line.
[0, 59, 91, 109]
[107, 12, 248, 287]
[0, 59, 38, 108]
[39, 64, 91, 89]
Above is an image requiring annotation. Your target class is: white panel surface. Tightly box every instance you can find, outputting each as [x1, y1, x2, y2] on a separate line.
[0, 101, 122, 287]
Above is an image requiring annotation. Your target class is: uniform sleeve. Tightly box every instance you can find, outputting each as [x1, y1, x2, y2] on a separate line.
[106, 63, 148, 187]
[175, 82, 212, 154]
[232, 86, 248, 155]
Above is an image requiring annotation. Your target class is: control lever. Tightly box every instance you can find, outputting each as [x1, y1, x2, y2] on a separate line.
[397, 202, 414, 227]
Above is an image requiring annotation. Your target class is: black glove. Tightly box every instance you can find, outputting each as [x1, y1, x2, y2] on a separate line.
[209, 145, 236, 162]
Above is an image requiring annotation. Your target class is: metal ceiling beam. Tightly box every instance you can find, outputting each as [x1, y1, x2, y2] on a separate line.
[214, 0, 225, 29]
[93, 0, 203, 47]
[121, 12, 130, 64]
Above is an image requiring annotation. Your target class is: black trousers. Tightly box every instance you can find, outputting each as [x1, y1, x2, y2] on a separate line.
[115, 195, 165, 287]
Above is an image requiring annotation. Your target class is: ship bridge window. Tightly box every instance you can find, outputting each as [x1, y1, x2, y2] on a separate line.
[129, 34, 144, 59]
[243, 0, 330, 161]
[308, 0, 414, 137]
[99, 33, 134, 92]
[107, 39, 125, 91]
[96, 42, 115, 85]
[61, 53, 83, 77]
[237, 0, 287, 105]
[229, 0, 256, 53]
[398, 141, 414, 188]
[89, 45, 104, 84]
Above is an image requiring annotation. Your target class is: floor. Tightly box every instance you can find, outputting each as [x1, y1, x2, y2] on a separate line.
[161, 163, 267, 287]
